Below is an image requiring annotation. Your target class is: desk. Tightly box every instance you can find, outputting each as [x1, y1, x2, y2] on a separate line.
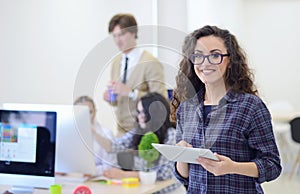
[0, 179, 175, 194]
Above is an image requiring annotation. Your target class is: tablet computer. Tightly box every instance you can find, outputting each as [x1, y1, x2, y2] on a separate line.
[152, 143, 219, 164]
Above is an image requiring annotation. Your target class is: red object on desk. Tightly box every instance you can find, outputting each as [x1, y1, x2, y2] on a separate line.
[73, 185, 92, 194]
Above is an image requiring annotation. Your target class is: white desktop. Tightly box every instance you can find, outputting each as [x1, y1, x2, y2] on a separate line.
[2, 103, 97, 177]
[0, 109, 57, 193]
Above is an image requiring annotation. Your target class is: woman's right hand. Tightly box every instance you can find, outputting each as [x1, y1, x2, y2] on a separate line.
[176, 140, 192, 178]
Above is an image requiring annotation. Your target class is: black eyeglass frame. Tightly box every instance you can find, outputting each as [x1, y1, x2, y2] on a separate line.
[189, 53, 230, 65]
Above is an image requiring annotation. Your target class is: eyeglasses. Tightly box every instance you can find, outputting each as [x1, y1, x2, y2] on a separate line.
[189, 53, 230, 65]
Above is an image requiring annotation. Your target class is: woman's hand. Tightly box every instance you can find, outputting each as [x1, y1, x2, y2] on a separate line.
[175, 140, 192, 178]
[196, 153, 235, 176]
[103, 168, 126, 179]
[103, 168, 139, 179]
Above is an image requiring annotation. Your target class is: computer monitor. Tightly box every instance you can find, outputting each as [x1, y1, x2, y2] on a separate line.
[3, 103, 97, 176]
[0, 109, 57, 193]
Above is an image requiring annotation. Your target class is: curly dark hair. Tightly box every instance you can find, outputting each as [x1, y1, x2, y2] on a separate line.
[170, 25, 258, 122]
[132, 92, 171, 149]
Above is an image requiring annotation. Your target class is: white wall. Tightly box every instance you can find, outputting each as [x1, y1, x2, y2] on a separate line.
[187, 0, 300, 111]
[242, 0, 300, 110]
[0, 0, 154, 102]
[0, 0, 156, 131]
[156, 0, 188, 89]
[187, 0, 244, 36]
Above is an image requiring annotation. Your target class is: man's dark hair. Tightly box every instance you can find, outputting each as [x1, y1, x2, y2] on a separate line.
[108, 13, 138, 39]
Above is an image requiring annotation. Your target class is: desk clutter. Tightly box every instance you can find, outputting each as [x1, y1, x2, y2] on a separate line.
[48, 177, 139, 194]
[0, 179, 175, 194]
[73, 185, 92, 194]
[91, 177, 139, 188]
[50, 184, 92, 194]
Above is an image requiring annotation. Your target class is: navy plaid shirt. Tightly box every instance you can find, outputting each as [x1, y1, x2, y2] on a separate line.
[174, 91, 281, 194]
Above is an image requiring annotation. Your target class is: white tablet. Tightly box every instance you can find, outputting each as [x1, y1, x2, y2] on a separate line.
[152, 143, 219, 164]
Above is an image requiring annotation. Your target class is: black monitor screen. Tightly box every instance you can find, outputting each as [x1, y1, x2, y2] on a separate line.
[0, 109, 57, 177]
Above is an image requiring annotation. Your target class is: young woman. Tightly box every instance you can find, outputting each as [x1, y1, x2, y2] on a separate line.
[97, 92, 185, 193]
[170, 25, 281, 193]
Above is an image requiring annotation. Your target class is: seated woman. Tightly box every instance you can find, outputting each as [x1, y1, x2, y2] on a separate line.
[74, 95, 116, 175]
[96, 92, 185, 194]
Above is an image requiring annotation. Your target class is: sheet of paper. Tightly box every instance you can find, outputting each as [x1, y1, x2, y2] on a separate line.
[152, 143, 219, 164]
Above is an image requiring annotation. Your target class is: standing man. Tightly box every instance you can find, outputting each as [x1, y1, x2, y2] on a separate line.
[103, 13, 166, 137]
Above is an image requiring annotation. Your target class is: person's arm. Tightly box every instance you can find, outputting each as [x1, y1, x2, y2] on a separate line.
[111, 81, 132, 97]
[92, 123, 135, 153]
[232, 161, 258, 177]
[103, 168, 139, 179]
[175, 140, 192, 178]
[91, 127, 112, 152]
[247, 99, 281, 182]
[197, 98, 281, 181]
[173, 105, 190, 186]
[104, 55, 122, 105]
[196, 153, 258, 177]
[176, 162, 190, 178]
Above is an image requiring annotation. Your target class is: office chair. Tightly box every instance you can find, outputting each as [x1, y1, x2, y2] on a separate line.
[289, 117, 300, 179]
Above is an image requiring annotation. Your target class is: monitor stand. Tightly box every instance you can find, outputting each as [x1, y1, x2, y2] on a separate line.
[11, 186, 34, 194]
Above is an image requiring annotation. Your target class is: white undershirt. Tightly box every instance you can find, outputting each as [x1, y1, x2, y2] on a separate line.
[120, 48, 143, 82]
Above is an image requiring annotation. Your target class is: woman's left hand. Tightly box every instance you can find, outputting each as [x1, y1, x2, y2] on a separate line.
[196, 153, 235, 176]
[103, 168, 125, 179]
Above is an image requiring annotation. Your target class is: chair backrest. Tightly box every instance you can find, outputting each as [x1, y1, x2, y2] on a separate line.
[290, 117, 300, 143]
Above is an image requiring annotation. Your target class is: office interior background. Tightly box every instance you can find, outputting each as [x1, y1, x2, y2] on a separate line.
[0, 0, 299, 128]
[1, 0, 299, 130]
[0, 0, 299, 192]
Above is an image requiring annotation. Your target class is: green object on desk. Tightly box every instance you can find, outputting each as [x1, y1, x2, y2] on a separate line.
[99, 180, 107, 185]
[50, 184, 62, 194]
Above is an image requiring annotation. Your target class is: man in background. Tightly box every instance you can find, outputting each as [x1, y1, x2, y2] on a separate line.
[103, 13, 166, 137]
